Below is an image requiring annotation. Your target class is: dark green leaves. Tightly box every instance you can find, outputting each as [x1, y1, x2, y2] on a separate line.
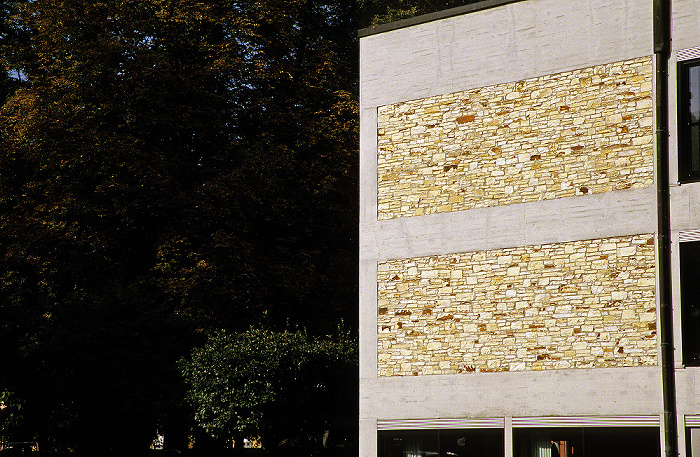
[358, 0, 481, 28]
[0, 0, 358, 451]
[180, 327, 357, 447]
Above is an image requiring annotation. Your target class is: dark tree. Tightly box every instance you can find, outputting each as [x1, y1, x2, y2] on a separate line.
[0, 0, 357, 452]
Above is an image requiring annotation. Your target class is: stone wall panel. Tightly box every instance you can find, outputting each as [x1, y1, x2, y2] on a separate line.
[377, 234, 657, 376]
[377, 57, 653, 220]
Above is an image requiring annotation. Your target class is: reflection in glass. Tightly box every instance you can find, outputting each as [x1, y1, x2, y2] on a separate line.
[690, 65, 700, 173]
[681, 241, 700, 365]
[680, 59, 700, 181]
[378, 428, 503, 457]
[514, 427, 660, 457]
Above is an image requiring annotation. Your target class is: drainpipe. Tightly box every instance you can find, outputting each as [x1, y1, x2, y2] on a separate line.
[653, 0, 678, 456]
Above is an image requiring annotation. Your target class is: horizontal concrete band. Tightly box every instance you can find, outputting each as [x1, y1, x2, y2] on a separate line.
[361, 187, 656, 263]
[360, 367, 662, 420]
[377, 416, 660, 429]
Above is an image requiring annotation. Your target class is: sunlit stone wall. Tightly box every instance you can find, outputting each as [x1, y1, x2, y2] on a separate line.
[376, 56, 653, 220]
[377, 234, 657, 376]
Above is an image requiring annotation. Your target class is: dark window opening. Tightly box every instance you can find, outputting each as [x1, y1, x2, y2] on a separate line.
[682, 241, 700, 365]
[514, 427, 660, 457]
[678, 58, 700, 182]
[378, 428, 504, 457]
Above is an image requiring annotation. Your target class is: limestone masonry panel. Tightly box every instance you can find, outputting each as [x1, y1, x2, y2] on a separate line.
[377, 234, 657, 376]
[376, 57, 654, 220]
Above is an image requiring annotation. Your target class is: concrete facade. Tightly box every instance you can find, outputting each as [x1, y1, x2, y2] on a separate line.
[359, 0, 700, 456]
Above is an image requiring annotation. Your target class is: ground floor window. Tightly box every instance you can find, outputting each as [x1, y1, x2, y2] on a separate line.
[513, 427, 660, 457]
[378, 428, 503, 457]
[681, 240, 700, 365]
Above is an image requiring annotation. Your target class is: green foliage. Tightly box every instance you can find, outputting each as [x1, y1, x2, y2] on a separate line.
[358, 0, 479, 28]
[0, 0, 25, 103]
[0, 0, 357, 452]
[0, 390, 24, 439]
[1, 0, 357, 331]
[180, 327, 357, 448]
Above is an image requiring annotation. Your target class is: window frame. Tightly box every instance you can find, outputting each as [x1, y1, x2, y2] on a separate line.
[678, 58, 700, 183]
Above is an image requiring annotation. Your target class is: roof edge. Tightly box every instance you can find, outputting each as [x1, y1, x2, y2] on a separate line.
[358, 0, 527, 38]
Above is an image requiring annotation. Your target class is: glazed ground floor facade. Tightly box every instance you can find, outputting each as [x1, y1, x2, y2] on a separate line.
[360, 366, 700, 457]
[378, 417, 700, 457]
[378, 419, 660, 457]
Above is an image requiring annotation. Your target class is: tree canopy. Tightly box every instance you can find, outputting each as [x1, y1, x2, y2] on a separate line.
[1, 0, 357, 453]
[359, 0, 481, 28]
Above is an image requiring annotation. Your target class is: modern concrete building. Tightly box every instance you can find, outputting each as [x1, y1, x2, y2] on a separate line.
[358, 1, 700, 456]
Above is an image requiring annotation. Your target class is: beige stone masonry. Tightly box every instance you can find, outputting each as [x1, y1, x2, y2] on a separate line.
[377, 234, 657, 376]
[377, 57, 653, 220]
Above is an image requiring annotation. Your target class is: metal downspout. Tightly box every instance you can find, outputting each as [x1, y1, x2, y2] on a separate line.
[654, 0, 678, 456]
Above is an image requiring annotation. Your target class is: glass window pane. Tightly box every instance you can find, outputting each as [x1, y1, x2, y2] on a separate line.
[439, 429, 503, 457]
[687, 428, 700, 457]
[679, 60, 700, 181]
[690, 65, 700, 124]
[692, 125, 700, 172]
[681, 241, 700, 365]
[691, 65, 700, 174]
[514, 427, 660, 457]
[379, 430, 439, 457]
[378, 429, 503, 457]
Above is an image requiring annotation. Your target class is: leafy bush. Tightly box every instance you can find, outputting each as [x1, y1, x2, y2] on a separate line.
[180, 327, 357, 451]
